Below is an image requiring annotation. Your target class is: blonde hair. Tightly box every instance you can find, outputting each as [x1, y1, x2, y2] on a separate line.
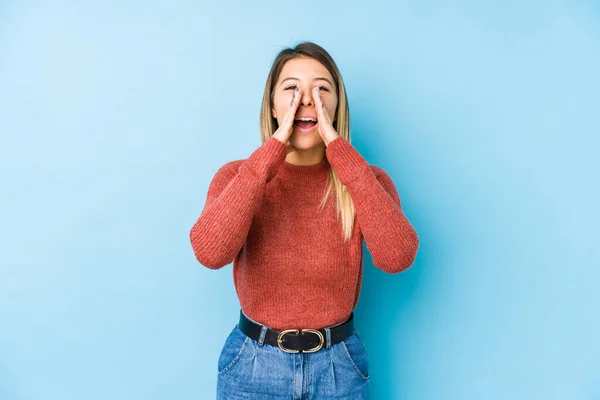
[259, 41, 356, 242]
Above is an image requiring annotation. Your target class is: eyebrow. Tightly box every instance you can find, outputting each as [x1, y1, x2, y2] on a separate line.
[280, 77, 334, 87]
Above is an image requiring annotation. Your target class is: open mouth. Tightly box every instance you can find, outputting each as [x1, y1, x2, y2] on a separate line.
[293, 119, 318, 132]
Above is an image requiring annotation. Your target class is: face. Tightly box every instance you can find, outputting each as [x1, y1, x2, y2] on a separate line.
[271, 57, 338, 150]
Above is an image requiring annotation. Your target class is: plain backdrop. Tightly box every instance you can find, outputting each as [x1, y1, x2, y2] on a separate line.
[1, 1, 599, 399]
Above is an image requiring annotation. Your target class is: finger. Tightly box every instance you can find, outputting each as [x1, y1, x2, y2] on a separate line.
[312, 85, 321, 106]
[314, 86, 328, 123]
[290, 87, 298, 107]
[312, 86, 323, 118]
[284, 87, 302, 128]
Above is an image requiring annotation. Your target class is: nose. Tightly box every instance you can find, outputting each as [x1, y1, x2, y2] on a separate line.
[299, 86, 313, 107]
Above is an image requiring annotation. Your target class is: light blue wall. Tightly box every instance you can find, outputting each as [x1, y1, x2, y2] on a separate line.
[1, 1, 598, 399]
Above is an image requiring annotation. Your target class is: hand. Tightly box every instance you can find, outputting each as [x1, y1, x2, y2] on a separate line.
[272, 86, 302, 153]
[313, 85, 339, 146]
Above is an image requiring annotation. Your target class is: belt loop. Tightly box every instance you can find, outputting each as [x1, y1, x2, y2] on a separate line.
[258, 325, 268, 346]
[324, 327, 332, 349]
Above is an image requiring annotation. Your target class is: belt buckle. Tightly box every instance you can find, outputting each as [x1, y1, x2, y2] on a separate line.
[277, 328, 325, 353]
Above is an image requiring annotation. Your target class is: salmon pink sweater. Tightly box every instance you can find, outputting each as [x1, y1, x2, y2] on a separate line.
[189, 135, 419, 331]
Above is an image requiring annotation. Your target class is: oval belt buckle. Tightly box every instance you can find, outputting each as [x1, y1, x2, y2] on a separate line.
[277, 328, 325, 353]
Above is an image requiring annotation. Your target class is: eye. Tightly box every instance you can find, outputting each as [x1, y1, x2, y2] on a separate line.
[284, 85, 330, 92]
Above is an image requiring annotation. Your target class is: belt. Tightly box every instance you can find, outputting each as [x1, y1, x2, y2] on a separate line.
[238, 309, 355, 353]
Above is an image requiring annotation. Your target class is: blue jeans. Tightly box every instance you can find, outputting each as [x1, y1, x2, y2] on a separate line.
[216, 317, 370, 399]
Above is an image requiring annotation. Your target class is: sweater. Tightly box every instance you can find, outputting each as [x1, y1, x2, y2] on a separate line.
[189, 135, 419, 331]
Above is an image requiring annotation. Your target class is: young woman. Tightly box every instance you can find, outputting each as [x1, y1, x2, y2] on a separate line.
[189, 41, 419, 399]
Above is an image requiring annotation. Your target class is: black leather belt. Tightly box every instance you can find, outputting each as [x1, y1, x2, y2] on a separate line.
[238, 309, 355, 353]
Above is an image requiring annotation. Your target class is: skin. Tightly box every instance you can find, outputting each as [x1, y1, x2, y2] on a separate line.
[271, 57, 340, 166]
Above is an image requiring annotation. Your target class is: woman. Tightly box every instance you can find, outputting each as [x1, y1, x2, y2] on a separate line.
[189, 41, 419, 399]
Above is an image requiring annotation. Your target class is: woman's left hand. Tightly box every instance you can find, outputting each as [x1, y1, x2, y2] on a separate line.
[313, 85, 339, 146]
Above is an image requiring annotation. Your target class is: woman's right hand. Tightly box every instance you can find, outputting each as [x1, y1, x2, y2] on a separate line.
[272, 86, 303, 148]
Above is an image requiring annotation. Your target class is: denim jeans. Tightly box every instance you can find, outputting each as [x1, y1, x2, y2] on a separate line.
[216, 317, 370, 399]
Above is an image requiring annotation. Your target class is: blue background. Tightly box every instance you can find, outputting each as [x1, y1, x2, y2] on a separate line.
[1, 1, 599, 399]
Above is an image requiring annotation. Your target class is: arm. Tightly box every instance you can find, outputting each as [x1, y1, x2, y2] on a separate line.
[189, 136, 287, 269]
[325, 136, 419, 273]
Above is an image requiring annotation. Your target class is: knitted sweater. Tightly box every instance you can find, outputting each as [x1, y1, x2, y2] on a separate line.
[189, 135, 419, 331]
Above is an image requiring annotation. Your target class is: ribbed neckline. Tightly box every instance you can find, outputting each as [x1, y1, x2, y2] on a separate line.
[277, 156, 330, 181]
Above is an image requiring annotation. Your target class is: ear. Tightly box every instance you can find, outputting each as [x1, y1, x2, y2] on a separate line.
[271, 107, 277, 119]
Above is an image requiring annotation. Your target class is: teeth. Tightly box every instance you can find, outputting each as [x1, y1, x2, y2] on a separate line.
[297, 117, 317, 122]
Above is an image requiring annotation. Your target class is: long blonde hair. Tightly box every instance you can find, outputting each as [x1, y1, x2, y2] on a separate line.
[259, 41, 356, 242]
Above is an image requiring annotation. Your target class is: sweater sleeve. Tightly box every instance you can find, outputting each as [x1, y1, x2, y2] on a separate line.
[325, 136, 419, 273]
[189, 136, 288, 269]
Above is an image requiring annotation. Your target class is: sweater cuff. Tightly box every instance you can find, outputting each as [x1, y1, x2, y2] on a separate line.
[325, 136, 370, 185]
[242, 136, 287, 182]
